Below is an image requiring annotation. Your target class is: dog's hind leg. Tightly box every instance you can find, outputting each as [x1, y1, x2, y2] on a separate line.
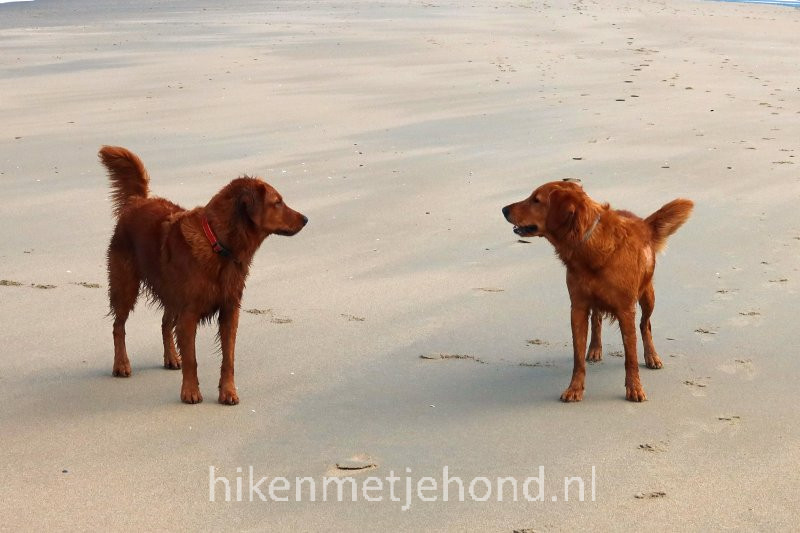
[108, 243, 139, 377]
[639, 283, 662, 369]
[586, 308, 603, 362]
[161, 310, 181, 369]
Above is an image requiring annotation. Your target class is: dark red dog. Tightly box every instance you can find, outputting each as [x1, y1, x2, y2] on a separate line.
[100, 146, 307, 405]
[503, 179, 692, 402]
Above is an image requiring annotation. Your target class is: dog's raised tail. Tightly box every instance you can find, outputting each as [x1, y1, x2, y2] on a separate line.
[646, 198, 693, 253]
[99, 145, 149, 217]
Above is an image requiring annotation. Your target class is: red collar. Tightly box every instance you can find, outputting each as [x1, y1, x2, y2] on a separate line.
[200, 216, 231, 258]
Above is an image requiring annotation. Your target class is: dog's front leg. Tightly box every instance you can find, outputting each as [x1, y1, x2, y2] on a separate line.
[619, 307, 646, 402]
[177, 312, 202, 404]
[218, 306, 240, 405]
[586, 308, 603, 362]
[561, 305, 589, 402]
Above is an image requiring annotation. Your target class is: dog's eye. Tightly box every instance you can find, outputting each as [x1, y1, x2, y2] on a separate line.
[532, 197, 540, 204]
[275, 200, 283, 207]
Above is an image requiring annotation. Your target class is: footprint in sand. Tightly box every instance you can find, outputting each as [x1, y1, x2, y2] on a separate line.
[1, 280, 57, 289]
[519, 360, 556, 368]
[244, 308, 293, 324]
[526, 339, 549, 346]
[420, 353, 486, 364]
[638, 442, 668, 453]
[718, 358, 757, 381]
[730, 309, 761, 327]
[694, 327, 717, 341]
[713, 288, 738, 301]
[683, 377, 711, 397]
[521, 338, 560, 367]
[244, 308, 271, 315]
[635, 491, 666, 499]
[340, 313, 365, 322]
[71, 282, 101, 289]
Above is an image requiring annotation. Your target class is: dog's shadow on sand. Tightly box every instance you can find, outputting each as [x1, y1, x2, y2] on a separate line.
[16, 360, 189, 418]
[285, 348, 639, 439]
[20, 345, 651, 425]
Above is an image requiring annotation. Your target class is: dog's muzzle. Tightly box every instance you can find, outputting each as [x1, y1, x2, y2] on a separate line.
[513, 225, 538, 236]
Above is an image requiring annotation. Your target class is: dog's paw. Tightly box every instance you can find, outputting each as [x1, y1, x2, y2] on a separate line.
[163, 355, 182, 370]
[181, 385, 203, 404]
[218, 387, 239, 406]
[645, 353, 663, 369]
[586, 346, 603, 362]
[560, 386, 584, 402]
[625, 383, 647, 402]
[112, 361, 131, 377]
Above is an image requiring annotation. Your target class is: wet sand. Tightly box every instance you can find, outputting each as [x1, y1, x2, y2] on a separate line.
[1, 0, 798, 530]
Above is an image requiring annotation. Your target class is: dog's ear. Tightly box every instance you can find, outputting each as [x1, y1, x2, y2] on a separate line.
[545, 189, 578, 234]
[238, 184, 265, 227]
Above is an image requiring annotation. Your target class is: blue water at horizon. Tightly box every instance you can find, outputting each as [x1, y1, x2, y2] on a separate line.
[1, 0, 798, 6]
[713, 0, 800, 6]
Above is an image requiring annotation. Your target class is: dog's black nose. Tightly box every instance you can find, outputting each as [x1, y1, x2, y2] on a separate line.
[502, 206, 511, 220]
[301, 215, 308, 226]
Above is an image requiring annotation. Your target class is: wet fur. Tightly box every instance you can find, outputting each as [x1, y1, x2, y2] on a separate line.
[100, 145, 307, 405]
[503, 181, 692, 402]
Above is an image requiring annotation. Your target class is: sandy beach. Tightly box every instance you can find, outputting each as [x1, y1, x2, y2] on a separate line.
[1, 0, 798, 530]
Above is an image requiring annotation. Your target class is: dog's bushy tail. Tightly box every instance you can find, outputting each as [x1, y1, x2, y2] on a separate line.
[646, 199, 694, 253]
[99, 145, 149, 217]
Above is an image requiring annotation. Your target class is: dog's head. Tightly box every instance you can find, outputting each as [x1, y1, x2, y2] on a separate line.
[231, 178, 308, 238]
[502, 179, 591, 242]
[206, 177, 307, 240]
